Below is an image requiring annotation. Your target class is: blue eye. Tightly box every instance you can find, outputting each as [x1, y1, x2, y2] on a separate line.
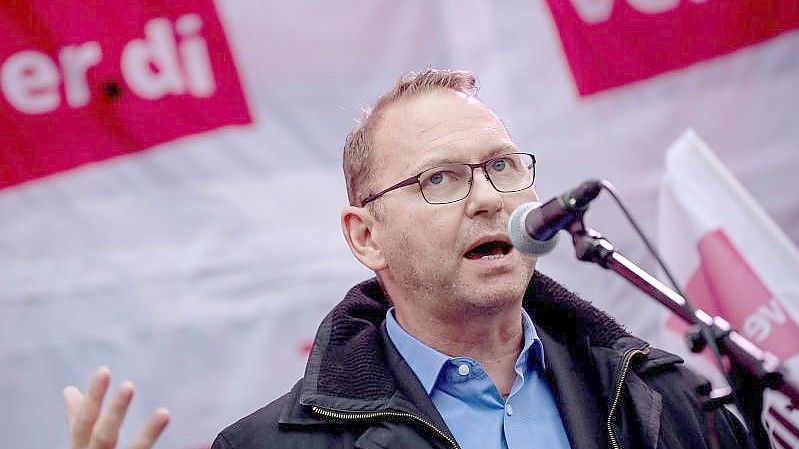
[429, 172, 445, 185]
[492, 159, 508, 172]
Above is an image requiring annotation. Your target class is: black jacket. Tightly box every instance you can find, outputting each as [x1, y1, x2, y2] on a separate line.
[212, 272, 752, 449]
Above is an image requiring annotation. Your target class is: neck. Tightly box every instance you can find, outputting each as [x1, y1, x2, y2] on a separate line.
[393, 301, 525, 398]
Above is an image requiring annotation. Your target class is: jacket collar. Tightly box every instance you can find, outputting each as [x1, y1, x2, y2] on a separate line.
[287, 271, 682, 425]
[297, 277, 397, 413]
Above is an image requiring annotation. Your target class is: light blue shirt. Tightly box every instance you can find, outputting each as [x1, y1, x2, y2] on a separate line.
[385, 308, 571, 449]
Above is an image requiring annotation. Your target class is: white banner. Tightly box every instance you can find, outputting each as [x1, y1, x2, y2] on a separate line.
[657, 130, 799, 448]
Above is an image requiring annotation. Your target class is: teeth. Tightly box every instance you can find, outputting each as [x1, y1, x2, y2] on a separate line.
[465, 242, 509, 260]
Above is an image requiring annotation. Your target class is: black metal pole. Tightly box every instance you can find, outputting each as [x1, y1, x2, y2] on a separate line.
[568, 224, 799, 447]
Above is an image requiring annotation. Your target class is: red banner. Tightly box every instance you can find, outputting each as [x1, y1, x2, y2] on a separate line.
[546, 0, 799, 95]
[0, 1, 252, 188]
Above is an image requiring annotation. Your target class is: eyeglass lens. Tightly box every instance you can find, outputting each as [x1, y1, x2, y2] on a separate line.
[419, 153, 534, 204]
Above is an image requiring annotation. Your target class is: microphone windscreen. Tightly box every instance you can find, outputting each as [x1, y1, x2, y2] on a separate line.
[508, 201, 559, 255]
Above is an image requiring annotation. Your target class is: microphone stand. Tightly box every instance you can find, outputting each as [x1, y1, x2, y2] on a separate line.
[566, 216, 799, 446]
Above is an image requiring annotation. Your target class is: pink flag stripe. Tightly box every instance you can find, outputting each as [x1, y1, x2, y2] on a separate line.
[675, 229, 799, 361]
[768, 406, 799, 445]
[772, 431, 792, 449]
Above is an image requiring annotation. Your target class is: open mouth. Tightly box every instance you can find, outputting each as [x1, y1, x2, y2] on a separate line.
[464, 240, 512, 260]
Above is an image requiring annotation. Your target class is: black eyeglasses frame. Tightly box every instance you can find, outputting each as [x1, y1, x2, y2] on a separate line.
[359, 152, 536, 207]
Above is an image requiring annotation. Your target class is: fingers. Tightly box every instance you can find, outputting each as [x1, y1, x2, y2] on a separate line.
[72, 367, 112, 449]
[64, 367, 170, 449]
[63, 385, 84, 428]
[88, 381, 135, 449]
[127, 408, 170, 449]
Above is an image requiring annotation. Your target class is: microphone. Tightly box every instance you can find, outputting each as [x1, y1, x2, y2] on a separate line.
[508, 180, 603, 255]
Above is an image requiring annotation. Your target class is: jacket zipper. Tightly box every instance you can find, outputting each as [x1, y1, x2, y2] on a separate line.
[606, 345, 650, 449]
[313, 346, 649, 449]
[311, 405, 461, 449]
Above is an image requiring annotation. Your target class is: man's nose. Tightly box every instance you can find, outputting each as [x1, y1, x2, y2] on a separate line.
[464, 167, 503, 217]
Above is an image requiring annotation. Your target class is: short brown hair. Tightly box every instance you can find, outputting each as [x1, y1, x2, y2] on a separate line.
[342, 69, 479, 208]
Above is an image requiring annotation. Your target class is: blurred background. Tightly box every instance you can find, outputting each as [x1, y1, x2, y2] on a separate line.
[1, 1, 797, 448]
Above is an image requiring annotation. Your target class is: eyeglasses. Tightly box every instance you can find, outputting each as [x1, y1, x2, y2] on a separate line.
[360, 152, 536, 206]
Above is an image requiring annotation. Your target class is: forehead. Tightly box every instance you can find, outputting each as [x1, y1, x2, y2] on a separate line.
[372, 90, 513, 176]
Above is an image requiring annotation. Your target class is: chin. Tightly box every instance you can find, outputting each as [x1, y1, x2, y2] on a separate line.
[482, 266, 532, 300]
[455, 278, 528, 311]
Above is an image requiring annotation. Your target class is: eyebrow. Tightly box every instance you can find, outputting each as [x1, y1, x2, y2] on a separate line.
[412, 144, 519, 173]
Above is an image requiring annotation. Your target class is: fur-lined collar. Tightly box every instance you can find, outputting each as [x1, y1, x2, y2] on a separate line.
[298, 271, 637, 407]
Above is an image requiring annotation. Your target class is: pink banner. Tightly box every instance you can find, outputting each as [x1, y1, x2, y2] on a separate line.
[0, 1, 252, 188]
[546, 0, 799, 95]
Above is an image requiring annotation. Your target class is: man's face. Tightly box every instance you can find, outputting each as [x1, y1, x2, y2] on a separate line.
[369, 90, 539, 318]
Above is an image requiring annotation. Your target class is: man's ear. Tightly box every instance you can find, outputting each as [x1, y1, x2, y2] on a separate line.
[341, 206, 387, 270]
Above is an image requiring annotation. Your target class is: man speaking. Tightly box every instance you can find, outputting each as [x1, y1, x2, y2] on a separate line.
[64, 69, 751, 449]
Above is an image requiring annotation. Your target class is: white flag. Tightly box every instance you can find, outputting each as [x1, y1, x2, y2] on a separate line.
[657, 129, 799, 448]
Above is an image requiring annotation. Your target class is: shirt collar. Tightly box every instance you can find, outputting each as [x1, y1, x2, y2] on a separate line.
[385, 307, 546, 395]
[520, 307, 547, 371]
[385, 309, 450, 395]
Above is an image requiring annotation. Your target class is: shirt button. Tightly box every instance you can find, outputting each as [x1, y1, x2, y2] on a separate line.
[505, 403, 514, 416]
[457, 364, 470, 376]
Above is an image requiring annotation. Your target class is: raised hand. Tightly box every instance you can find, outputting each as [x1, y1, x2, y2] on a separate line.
[63, 367, 170, 449]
